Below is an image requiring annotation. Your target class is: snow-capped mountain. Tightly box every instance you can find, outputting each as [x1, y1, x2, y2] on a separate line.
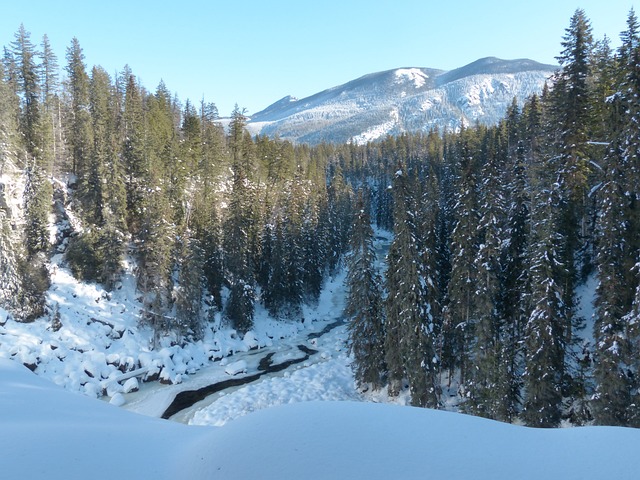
[247, 57, 556, 145]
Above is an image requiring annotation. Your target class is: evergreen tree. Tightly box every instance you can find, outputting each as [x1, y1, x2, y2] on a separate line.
[443, 129, 480, 386]
[137, 186, 173, 347]
[300, 194, 325, 303]
[39, 34, 59, 174]
[64, 37, 92, 178]
[521, 158, 567, 428]
[498, 137, 530, 421]
[466, 127, 512, 420]
[192, 197, 223, 312]
[122, 72, 146, 236]
[23, 164, 51, 257]
[592, 139, 632, 425]
[618, 10, 640, 290]
[326, 165, 353, 274]
[11, 25, 42, 163]
[174, 233, 205, 341]
[224, 106, 256, 333]
[0, 59, 19, 175]
[551, 9, 595, 334]
[385, 166, 440, 407]
[0, 207, 21, 313]
[623, 265, 640, 427]
[345, 191, 386, 389]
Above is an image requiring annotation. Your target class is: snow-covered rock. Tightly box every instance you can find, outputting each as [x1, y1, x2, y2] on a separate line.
[122, 377, 139, 393]
[109, 392, 126, 406]
[224, 360, 247, 376]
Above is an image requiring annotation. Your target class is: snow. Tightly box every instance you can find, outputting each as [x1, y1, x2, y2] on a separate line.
[352, 108, 400, 145]
[2, 225, 639, 478]
[394, 68, 429, 88]
[224, 359, 247, 376]
[576, 273, 598, 346]
[2, 357, 639, 480]
[0, 248, 336, 404]
[248, 65, 552, 145]
[189, 323, 357, 426]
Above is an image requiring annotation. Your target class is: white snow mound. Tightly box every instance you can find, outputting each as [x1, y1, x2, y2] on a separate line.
[2, 358, 639, 480]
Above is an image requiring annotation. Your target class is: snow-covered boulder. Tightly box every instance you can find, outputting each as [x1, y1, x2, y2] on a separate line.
[122, 377, 139, 393]
[109, 392, 125, 407]
[224, 360, 247, 376]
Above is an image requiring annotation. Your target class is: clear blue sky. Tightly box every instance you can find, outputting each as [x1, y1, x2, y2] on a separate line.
[0, 0, 635, 116]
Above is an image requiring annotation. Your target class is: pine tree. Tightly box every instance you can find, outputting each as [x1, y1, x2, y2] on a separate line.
[590, 12, 640, 425]
[174, 233, 205, 341]
[624, 267, 640, 427]
[443, 129, 480, 387]
[0, 59, 19, 175]
[300, 194, 325, 303]
[137, 186, 173, 347]
[551, 9, 595, 334]
[521, 158, 567, 428]
[326, 165, 353, 274]
[23, 164, 51, 257]
[618, 10, 640, 290]
[592, 139, 632, 425]
[64, 37, 92, 178]
[385, 166, 440, 407]
[192, 197, 223, 312]
[345, 191, 386, 389]
[0, 207, 21, 314]
[499, 137, 530, 421]
[11, 25, 42, 163]
[466, 127, 512, 420]
[224, 106, 256, 333]
[84, 65, 110, 223]
[39, 34, 59, 174]
[261, 211, 288, 317]
[122, 72, 146, 236]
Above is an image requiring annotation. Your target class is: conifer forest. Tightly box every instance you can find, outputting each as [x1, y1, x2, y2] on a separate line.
[2, 9, 640, 428]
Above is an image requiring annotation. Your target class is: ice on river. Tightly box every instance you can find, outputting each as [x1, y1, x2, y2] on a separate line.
[190, 340, 361, 426]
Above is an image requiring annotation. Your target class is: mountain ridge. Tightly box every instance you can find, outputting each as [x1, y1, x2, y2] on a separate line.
[246, 57, 557, 145]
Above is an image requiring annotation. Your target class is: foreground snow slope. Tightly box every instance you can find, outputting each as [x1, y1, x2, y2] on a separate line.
[2, 358, 639, 480]
[0, 358, 212, 479]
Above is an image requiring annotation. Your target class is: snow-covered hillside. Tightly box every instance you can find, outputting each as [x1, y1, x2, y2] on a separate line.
[247, 57, 556, 144]
[2, 357, 639, 480]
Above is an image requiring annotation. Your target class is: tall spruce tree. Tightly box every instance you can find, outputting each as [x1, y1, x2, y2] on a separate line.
[551, 9, 595, 337]
[521, 155, 567, 428]
[591, 9, 640, 426]
[592, 139, 632, 425]
[466, 127, 512, 420]
[65, 37, 92, 179]
[443, 129, 480, 387]
[345, 191, 386, 389]
[385, 166, 440, 407]
[224, 106, 256, 333]
[175, 233, 206, 341]
[623, 265, 640, 427]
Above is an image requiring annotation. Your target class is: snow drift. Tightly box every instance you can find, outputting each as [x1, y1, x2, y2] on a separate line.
[2, 358, 638, 480]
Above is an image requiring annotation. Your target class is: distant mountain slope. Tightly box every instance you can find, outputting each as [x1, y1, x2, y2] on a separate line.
[247, 57, 556, 145]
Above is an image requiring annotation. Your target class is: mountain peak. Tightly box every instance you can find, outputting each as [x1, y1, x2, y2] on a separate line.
[394, 68, 430, 89]
[250, 95, 298, 121]
[249, 57, 556, 145]
[435, 57, 557, 85]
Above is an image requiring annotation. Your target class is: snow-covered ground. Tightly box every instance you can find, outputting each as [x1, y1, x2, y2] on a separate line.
[3, 225, 639, 479]
[2, 357, 639, 480]
[0, 244, 349, 405]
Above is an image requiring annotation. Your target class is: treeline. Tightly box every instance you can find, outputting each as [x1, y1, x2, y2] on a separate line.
[346, 9, 640, 428]
[0, 25, 355, 343]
